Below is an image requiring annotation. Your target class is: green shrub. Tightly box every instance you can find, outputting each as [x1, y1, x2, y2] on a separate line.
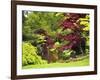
[22, 42, 47, 66]
[60, 49, 73, 60]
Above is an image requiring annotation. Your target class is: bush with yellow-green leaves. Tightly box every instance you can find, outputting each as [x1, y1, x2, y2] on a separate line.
[22, 42, 47, 66]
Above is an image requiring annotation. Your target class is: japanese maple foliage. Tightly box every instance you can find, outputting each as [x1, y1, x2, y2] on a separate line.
[58, 13, 86, 54]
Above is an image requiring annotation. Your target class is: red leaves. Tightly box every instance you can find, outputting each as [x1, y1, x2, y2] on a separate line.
[69, 13, 80, 21]
[64, 13, 86, 20]
[45, 36, 54, 48]
[61, 13, 86, 31]
[57, 33, 81, 42]
[61, 19, 75, 30]
[58, 13, 86, 52]
[63, 33, 81, 42]
[60, 19, 80, 31]
[59, 44, 72, 52]
[58, 33, 81, 51]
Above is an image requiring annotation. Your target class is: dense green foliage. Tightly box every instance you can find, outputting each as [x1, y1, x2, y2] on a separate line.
[22, 11, 90, 67]
[60, 50, 74, 60]
[23, 11, 64, 40]
[22, 42, 47, 66]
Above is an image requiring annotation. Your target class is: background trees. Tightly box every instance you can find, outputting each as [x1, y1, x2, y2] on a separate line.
[22, 11, 64, 41]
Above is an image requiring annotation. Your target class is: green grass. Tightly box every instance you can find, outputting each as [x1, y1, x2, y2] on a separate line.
[22, 56, 89, 69]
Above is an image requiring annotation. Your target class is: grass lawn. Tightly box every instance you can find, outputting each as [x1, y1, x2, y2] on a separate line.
[23, 56, 89, 69]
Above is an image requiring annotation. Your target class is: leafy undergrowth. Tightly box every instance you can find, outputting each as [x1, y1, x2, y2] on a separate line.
[22, 55, 89, 69]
